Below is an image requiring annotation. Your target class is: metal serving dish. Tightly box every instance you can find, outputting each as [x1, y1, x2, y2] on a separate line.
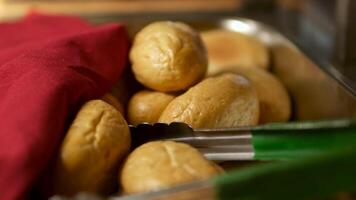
[52, 17, 356, 200]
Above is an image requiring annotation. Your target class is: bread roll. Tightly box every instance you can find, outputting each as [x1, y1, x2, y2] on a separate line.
[120, 141, 221, 194]
[201, 30, 269, 76]
[130, 21, 207, 92]
[102, 93, 125, 115]
[159, 73, 259, 128]
[213, 67, 291, 123]
[128, 90, 175, 125]
[53, 100, 131, 195]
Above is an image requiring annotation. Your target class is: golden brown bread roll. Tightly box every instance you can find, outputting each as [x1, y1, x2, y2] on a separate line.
[128, 90, 175, 125]
[212, 67, 291, 124]
[120, 141, 221, 194]
[159, 73, 259, 128]
[201, 30, 269, 76]
[102, 93, 125, 115]
[53, 100, 131, 196]
[130, 21, 208, 92]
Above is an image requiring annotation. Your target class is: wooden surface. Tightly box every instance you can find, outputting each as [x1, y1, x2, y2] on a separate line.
[0, 0, 243, 21]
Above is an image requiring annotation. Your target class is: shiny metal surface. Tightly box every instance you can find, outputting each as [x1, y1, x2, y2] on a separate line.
[287, 0, 356, 95]
[130, 122, 254, 161]
[173, 134, 252, 147]
[130, 119, 355, 160]
[50, 180, 216, 200]
[110, 180, 214, 200]
[200, 147, 254, 161]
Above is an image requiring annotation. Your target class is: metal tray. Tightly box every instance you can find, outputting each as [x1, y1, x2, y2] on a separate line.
[115, 17, 356, 199]
[52, 17, 356, 200]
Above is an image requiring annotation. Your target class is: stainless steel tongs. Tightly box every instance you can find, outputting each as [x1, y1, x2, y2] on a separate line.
[129, 119, 356, 161]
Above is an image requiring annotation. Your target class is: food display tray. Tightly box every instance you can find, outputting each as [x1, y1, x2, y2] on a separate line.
[52, 17, 356, 200]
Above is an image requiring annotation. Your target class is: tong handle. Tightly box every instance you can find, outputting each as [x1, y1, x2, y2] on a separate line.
[214, 147, 356, 200]
[197, 119, 356, 160]
[251, 119, 356, 160]
[130, 119, 356, 160]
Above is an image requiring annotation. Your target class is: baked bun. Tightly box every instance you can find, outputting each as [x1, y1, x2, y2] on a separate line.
[159, 73, 259, 128]
[201, 30, 269, 76]
[130, 21, 208, 92]
[213, 67, 291, 123]
[128, 90, 175, 125]
[120, 141, 221, 194]
[53, 100, 131, 195]
[102, 93, 125, 115]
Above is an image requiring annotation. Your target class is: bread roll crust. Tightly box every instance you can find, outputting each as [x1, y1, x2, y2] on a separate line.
[128, 90, 175, 125]
[53, 100, 131, 195]
[120, 141, 221, 194]
[159, 73, 259, 128]
[130, 21, 207, 92]
[202, 30, 269, 75]
[215, 67, 291, 123]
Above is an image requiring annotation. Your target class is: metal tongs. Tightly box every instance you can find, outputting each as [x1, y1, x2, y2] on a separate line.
[130, 119, 356, 161]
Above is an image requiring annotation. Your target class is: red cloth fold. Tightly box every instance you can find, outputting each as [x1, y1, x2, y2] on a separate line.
[0, 14, 129, 200]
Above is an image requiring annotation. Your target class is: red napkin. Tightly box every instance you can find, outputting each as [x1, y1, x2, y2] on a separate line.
[0, 14, 129, 200]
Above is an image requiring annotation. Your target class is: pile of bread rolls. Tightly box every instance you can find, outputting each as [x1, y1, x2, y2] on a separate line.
[128, 21, 291, 127]
[52, 21, 292, 197]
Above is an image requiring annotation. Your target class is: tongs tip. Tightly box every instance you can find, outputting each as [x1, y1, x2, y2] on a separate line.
[129, 122, 195, 148]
